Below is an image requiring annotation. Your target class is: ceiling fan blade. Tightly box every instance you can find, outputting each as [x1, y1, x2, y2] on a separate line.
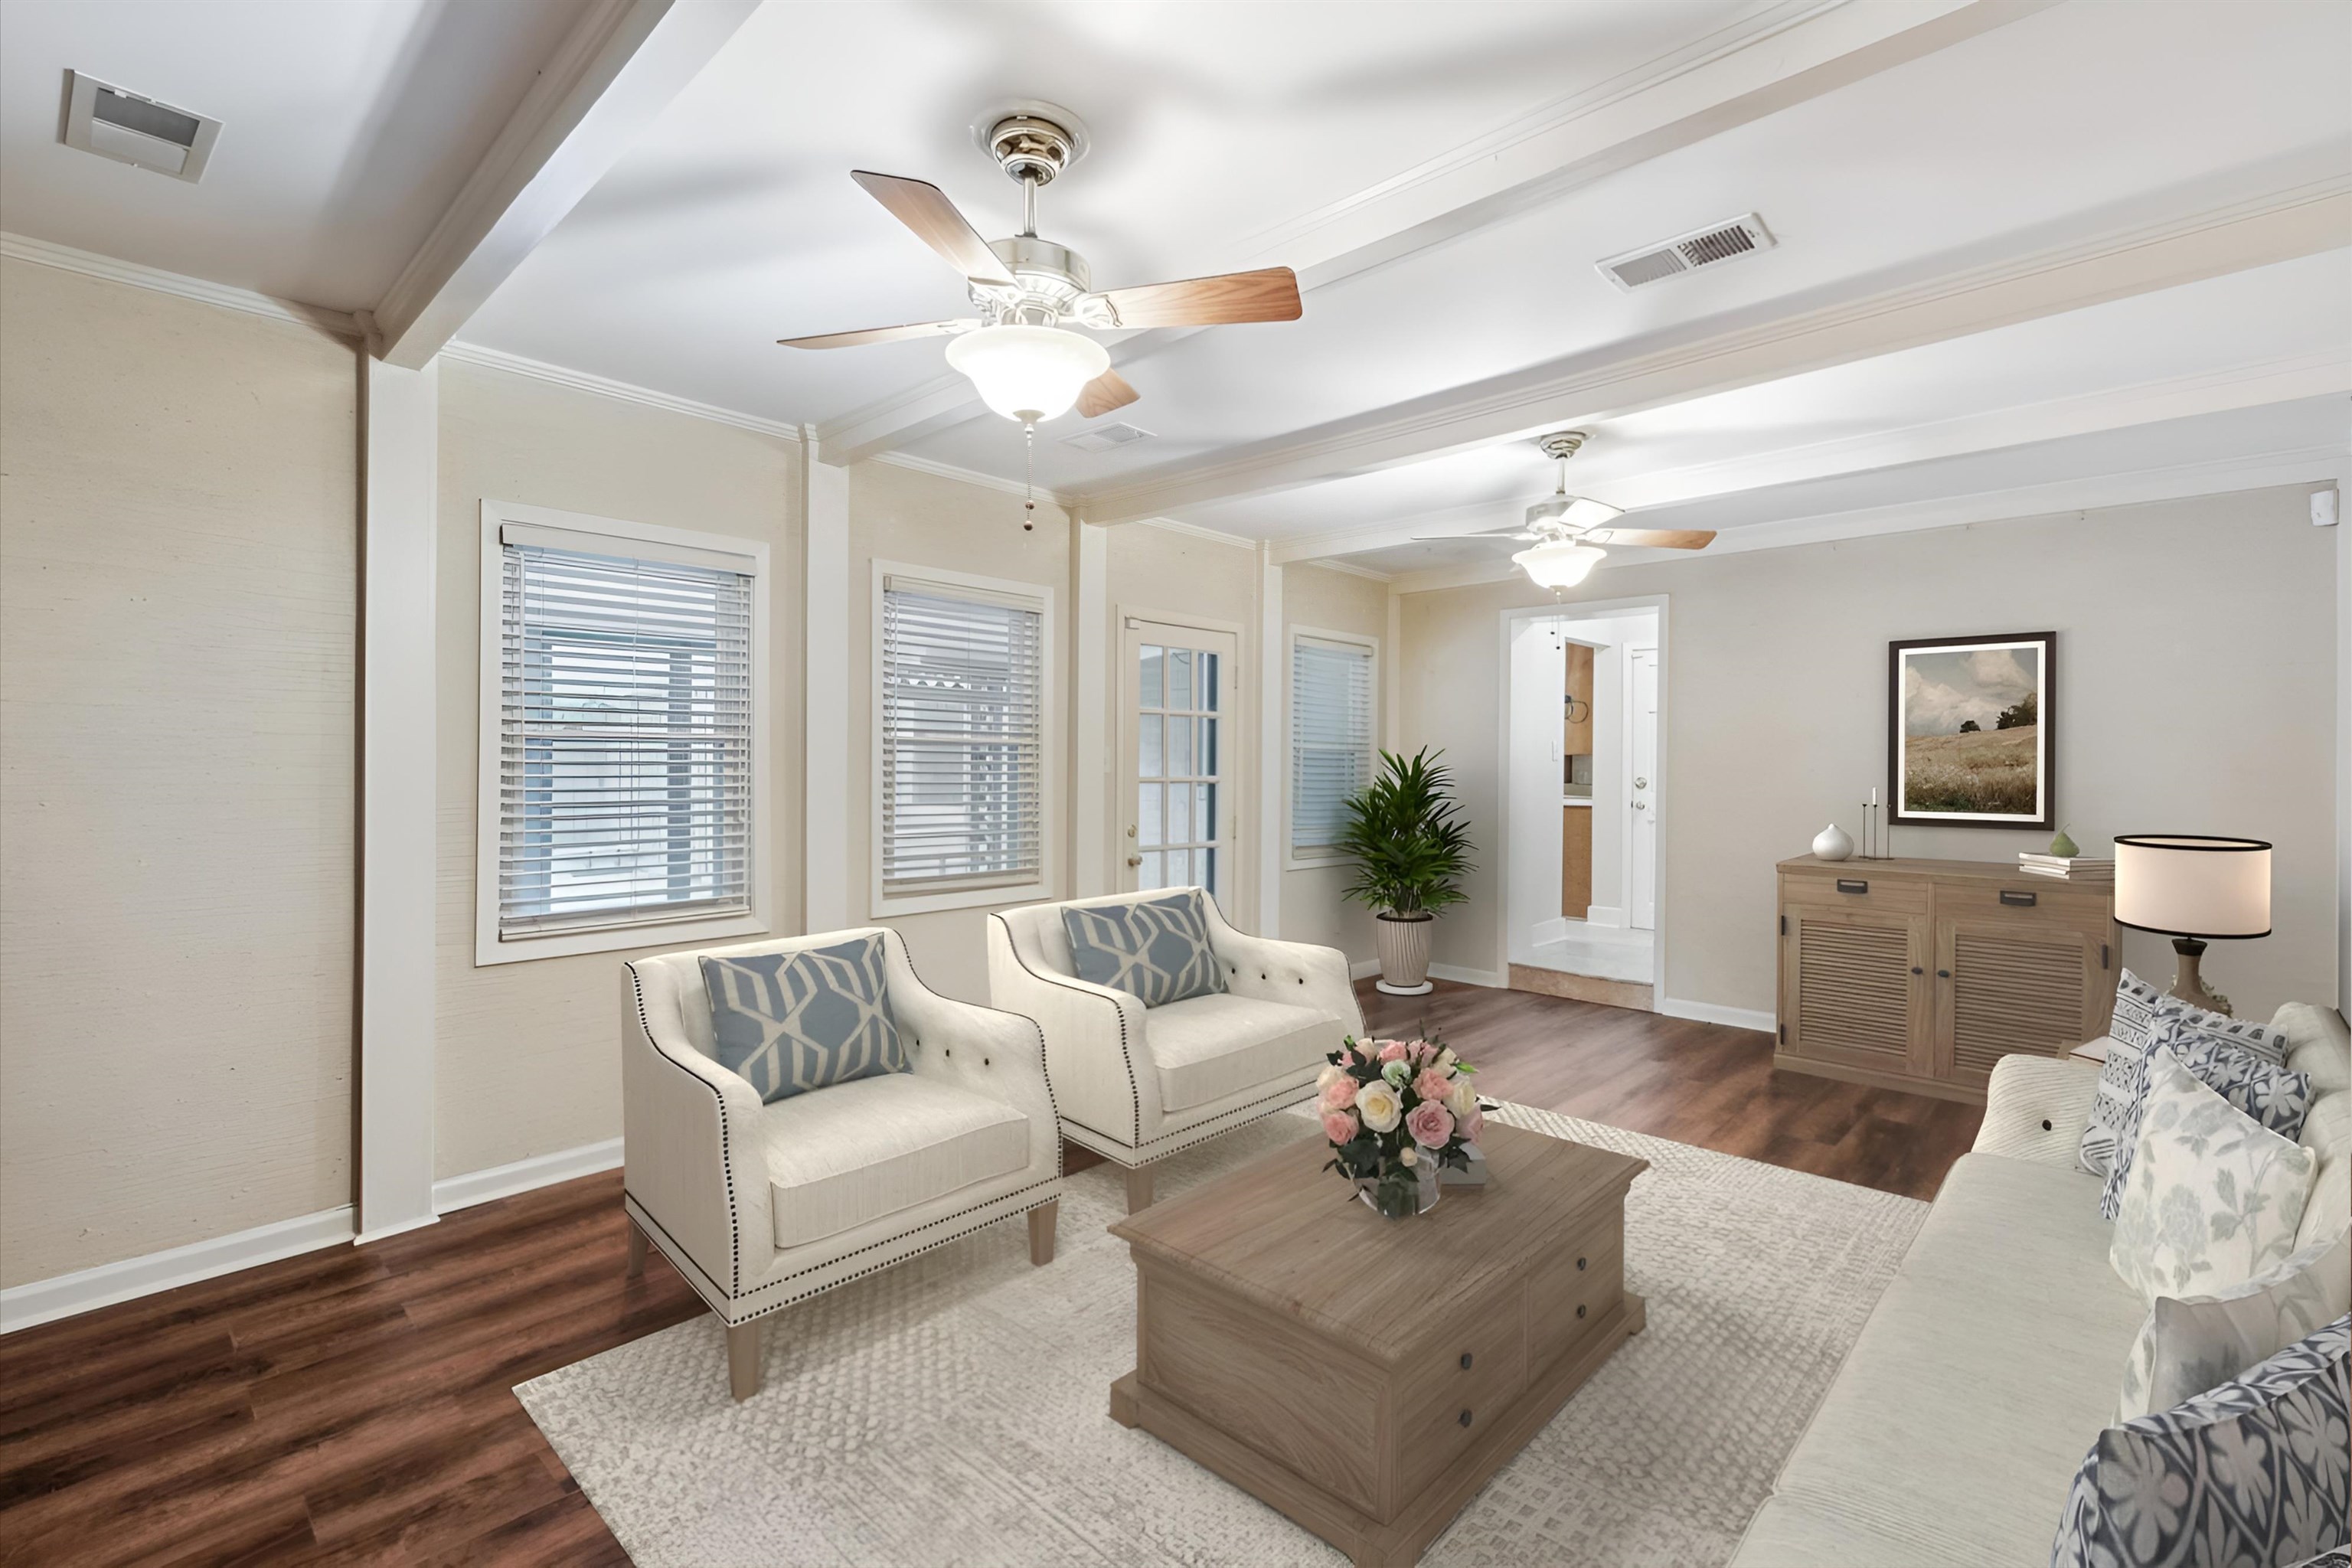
[1584, 528, 1717, 550]
[1095, 266, 1302, 328]
[1076, 368, 1140, 419]
[778, 318, 978, 350]
[1410, 531, 1537, 544]
[849, 171, 1016, 286]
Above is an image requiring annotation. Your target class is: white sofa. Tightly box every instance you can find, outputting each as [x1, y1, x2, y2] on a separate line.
[987, 889, 1364, 1210]
[622, 929, 1065, 1399]
[1730, 1001, 2352, 1566]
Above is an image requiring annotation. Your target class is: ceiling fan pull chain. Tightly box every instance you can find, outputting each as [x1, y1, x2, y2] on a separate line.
[1023, 420, 1037, 530]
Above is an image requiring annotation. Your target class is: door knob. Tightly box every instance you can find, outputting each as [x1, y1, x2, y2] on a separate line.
[1126, 854, 1143, 867]
[1634, 776, 1648, 789]
[1632, 801, 1646, 811]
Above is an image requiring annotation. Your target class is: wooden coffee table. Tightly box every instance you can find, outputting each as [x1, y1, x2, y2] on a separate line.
[1109, 1121, 1647, 1568]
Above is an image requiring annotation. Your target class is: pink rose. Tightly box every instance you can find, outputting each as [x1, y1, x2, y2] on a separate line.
[1335, 1044, 1358, 1067]
[1462, 1106, 1485, 1142]
[1412, 1067, 1453, 1104]
[1321, 1109, 1360, 1145]
[1377, 1040, 1409, 1063]
[1405, 1100, 1455, 1149]
[1318, 1074, 1358, 1112]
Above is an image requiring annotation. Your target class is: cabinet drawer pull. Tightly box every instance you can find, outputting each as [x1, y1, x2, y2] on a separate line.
[1999, 889, 2037, 907]
[1911, 965, 1923, 975]
[1458, 1409, 1473, 1428]
[1835, 878, 1868, 894]
[1938, 969, 1951, 979]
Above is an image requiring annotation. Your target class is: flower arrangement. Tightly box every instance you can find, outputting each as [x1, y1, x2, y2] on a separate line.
[1317, 1034, 1488, 1218]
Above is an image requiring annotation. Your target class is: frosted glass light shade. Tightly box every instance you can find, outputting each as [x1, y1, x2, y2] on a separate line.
[1512, 540, 1606, 590]
[944, 325, 1109, 422]
[2115, 835, 2272, 939]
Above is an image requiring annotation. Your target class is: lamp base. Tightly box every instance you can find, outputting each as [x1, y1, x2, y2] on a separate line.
[2167, 937, 2230, 1017]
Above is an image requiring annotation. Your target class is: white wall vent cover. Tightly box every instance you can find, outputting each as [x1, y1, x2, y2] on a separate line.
[1063, 422, 1154, 452]
[62, 71, 220, 182]
[1596, 213, 1774, 291]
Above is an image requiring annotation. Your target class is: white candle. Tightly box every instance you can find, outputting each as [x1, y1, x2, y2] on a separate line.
[1869, 786, 1878, 806]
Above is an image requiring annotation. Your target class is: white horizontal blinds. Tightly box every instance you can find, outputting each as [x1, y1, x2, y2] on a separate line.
[498, 534, 755, 936]
[880, 577, 1045, 893]
[1291, 635, 1373, 854]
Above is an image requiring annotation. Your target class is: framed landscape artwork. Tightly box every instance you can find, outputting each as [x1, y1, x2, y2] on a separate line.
[1887, 631, 2056, 830]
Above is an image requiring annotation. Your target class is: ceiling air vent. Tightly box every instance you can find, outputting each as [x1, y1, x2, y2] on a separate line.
[1063, 422, 1153, 452]
[1597, 213, 1774, 292]
[61, 71, 220, 182]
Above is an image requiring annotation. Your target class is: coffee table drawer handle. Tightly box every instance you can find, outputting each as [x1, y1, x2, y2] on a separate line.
[1457, 1409, 1472, 1428]
[1576, 1256, 1586, 1271]
[1576, 1303, 1587, 1319]
[1459, 1351, 1472, 1370]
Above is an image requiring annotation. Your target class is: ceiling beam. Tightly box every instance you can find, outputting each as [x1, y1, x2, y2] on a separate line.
[371, 0, 758, 369]
[1084, 149, 2352, 524]
[813, 0, 2056, 465]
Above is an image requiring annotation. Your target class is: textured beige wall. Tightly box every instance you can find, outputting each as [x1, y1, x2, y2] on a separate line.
[1279, 563, 1390, 962]
[433, 360, 803, 1180]
[0, 258, 358, 1286]
[846, 460, 1073, 1001]
[1399, 489, 2340, 1021]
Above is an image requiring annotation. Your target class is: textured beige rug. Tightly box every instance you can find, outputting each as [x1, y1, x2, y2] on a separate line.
[517, 1103, 1926, 1566]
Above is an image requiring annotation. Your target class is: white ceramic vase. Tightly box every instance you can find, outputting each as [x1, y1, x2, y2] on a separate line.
[1812, 822, 1855, 861]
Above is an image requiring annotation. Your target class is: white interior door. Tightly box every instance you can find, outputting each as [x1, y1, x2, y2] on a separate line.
[1628, 644, 1658, 930]
[1122, 616, 1239, 906]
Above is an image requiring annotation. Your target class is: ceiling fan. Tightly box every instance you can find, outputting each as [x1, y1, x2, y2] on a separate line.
[1418, 432, 1717, 590]
[781, 106, 1302, 433]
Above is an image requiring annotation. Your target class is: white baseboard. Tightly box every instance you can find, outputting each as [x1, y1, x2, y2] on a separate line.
[1530, 916, 1569, 947]
[0, 1204, 354, 1335]
[1583, 905, 1627, 929]
[1658, 995, 1778, 1034]
[1427, 962, 1507, 988]
[433, 1137, 625, 1216]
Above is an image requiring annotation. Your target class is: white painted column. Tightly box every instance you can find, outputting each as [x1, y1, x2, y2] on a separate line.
[1257, 550, 1284, 938]
[357, 353, 439, 1243]
[1385, 587, 1404, 750]
[803, 439, 852, 932]
[1073, 521, 1109, 896]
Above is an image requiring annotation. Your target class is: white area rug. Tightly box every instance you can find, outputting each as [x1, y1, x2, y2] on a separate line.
[517, 1104, 1926, 1566]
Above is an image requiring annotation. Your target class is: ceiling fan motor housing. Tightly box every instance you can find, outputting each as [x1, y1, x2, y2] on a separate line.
[980, 236, 1093, 323]
[987, 114, 1079, 186]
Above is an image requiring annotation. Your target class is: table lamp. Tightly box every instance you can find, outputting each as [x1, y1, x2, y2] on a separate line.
[2113, 834, 2272, 1015]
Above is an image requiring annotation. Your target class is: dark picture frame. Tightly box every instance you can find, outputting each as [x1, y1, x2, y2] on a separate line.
[1886, 631, 2056, 831]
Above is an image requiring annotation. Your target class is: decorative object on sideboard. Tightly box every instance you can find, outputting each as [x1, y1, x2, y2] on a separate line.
[1888, 630, 2056, 831]
[1811, 822, 1855, 861]
[1338, 746, 1475, 996]
[1858, 784, 1892, 860]
[2114, 834, 2272, 1016]
[2050, 825, 2080, 858]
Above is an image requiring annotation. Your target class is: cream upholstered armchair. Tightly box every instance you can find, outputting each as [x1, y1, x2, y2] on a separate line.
[622, 928, 1063, 1400]
[987, 889, 1363, 1211]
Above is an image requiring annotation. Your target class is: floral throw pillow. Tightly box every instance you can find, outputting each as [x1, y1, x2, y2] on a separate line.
[2110, 1054, 2318, 1303]
[2099, 1039, 2313, 1220]
[2120, 1228, 2352, 1421]
[2052, 1315, 2350, 1568]
[2148, 995, 2291, 1066]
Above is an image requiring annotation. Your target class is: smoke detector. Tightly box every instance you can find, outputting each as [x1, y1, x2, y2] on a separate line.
[61, 71, 220, 182]
[1062, 421, 1153, 452]
[1597, 213, 1773, 291]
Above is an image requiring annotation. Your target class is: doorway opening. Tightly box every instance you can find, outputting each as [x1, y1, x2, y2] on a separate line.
[1503, 604, 1661, 1009]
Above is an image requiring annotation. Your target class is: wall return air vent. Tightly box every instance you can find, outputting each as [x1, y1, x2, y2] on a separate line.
[62, 71, 220, 182]
[1596, 213, 1774, 291]
[1062, 421, 1153, 452]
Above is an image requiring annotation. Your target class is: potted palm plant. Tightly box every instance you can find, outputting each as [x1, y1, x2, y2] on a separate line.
[1335, 746, 1475, 995]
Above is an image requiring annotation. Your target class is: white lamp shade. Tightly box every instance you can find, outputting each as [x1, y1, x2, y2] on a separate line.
[1512, 540, 1606, 590]
[943, 325, 1109, 422]
[2114, 835, 2272, 939]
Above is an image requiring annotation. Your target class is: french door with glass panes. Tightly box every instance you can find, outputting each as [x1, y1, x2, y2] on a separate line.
[1122, 616, 1239, 906]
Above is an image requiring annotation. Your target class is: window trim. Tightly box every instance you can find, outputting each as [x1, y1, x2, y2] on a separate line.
[473, 499, 773, 967]
[1282, 624, 1380, 872]
[869, 559, 1059, 918]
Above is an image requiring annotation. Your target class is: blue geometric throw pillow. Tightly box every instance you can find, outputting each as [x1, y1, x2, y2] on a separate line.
[2099, 1039, 2314, 1220]
[2051, 1315, 2350, 1568]
[699, 935, 906, 1103]
[1061, 890, 1227, 1008]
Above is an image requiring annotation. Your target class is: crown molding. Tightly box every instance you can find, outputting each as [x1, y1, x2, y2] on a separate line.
[1133, 515, 1256, 550]
[438, 340, 802, 439]
[1288, 556, 1393, 583]
[0, 230, 361, 338]
[867, 449, 1070, 509]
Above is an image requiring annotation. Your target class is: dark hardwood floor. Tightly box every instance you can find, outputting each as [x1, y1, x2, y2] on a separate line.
[0, 982, 1978, 1565]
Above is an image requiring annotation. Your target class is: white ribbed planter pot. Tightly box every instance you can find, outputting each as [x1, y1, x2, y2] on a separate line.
[1374, 913, 1436, 995]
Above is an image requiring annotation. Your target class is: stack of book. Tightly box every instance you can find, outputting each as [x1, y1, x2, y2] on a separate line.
[2018, 852, 2114, 881]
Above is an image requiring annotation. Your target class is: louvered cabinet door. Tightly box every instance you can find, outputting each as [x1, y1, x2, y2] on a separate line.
[1932, 884, 2115, 1092]
[1779, 880, 1932, 1080]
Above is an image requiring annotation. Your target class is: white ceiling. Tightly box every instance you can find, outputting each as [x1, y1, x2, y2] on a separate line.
[0, 0, 2344, 564]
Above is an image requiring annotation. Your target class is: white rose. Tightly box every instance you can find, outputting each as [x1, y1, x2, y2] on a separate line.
[1317, 1063, 1347, 1091]
[1399, 1145, 1418, 1167]
[1438, 1047, 1457, 1070]
[1446, 1076, 1478, 1121]
[1355, 1080, 1403, 1134]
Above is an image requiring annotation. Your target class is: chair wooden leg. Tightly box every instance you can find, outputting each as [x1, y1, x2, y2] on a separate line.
[625, 1217, 647, 1279]
[1124, 1164, 1155, 1214]
[1027, 1200, 1059, 1265]
[727, 1318, 763, 1401]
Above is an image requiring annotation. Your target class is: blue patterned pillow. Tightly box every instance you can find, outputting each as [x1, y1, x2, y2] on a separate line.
[699, 936, 906, 1104]
[2151, 995, 2290, 1066]
[2052, 1315, 2350, 1568]
[2100, 1039, 2313, 1220]
[1062, 891, 1227, 1008]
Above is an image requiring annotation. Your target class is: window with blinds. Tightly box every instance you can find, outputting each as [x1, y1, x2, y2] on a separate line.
[879, 577, 1046, 898]
[1291, 634, 1375, 856]
[495, 531, 756, 938]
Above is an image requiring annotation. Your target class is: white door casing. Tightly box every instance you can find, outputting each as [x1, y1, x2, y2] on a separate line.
[1629, 643, 1659, 932]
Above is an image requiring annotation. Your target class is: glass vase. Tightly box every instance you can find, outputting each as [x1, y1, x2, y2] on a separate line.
[1357, 1160, 1442, 1219]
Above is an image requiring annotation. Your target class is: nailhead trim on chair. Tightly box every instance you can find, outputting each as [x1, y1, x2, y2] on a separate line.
[627, 960, 744, 1297]
[992, 911, 1141, 1146]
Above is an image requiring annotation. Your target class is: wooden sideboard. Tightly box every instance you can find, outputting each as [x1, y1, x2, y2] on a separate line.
[1775, 854, 2120, 1104]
